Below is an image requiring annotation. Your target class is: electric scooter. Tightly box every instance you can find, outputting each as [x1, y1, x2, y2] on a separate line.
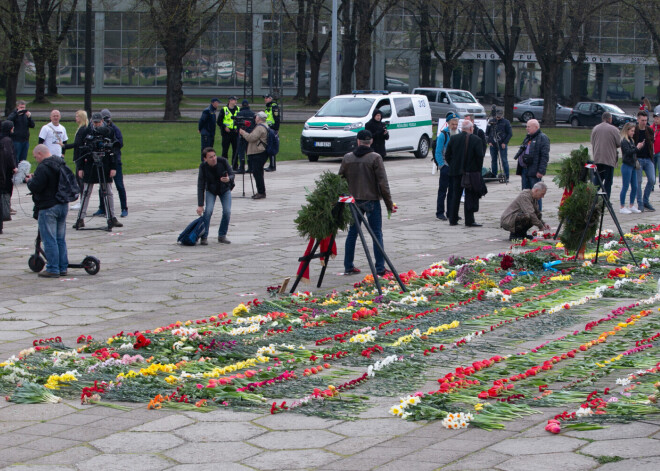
[28, 231, 100, 275]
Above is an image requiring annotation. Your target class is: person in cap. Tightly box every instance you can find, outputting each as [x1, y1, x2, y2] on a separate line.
[216, 96, 240, 168]
[485, 109, 512, 181]
[234, 99, 255, 173]
[263, 93, 280, 172]
[434, 112, 460, 221]
[365, 108, 389, 159]
[198, 98, 220, 161]
[339, 129, 395, 277]
[239, 111, 269, 198]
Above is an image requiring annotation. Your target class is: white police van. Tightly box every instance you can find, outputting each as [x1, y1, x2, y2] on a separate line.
[300, 91, 433, 162]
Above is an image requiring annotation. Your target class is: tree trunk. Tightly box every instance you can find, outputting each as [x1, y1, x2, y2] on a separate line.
[540, 64, 558, 124]
[294, 0, 307, 100]
[354, 23, 372, 89]
[308, 53, 321, 105]
[503, 57, 516, 121]
[340, 0, 357, 94]
[4, 58, 21, 117]
[570, 61, 586, 105]
[164, 57, 184, 120]
[418, 7, 431, 86]
[33, 49, 48, 103]
[442, 63, 453, 87]
[47, 58, 59, 96]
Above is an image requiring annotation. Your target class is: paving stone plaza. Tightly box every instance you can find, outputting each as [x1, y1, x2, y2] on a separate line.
[1, 150, 660, 470]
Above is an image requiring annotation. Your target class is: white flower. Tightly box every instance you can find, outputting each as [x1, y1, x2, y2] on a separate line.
[616, 377, 631, 386]
[575, 407, 593, 417]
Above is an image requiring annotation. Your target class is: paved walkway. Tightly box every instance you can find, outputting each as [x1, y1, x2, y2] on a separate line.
[1, 155, 659, 470]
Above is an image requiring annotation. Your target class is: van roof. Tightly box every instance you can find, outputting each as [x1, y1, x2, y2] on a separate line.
[334, 92, 425, 99]
[412, 87, 472, 93]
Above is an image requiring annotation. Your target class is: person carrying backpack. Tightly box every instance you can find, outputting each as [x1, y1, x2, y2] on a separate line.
[239, 111, 270, 199]
[25, 144, 70, 277]
[435, 112, 460, 221]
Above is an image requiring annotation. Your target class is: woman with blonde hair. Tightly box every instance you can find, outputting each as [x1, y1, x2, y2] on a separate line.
[619, 122, 643, 214]
[64, 110, 89, 208]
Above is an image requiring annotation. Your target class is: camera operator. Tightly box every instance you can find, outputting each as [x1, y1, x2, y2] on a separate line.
[239, 111, 269, 199]
[7, 100, 35, 165]
[72, 113, 123, 229]
[233, 99, 255, 174]
[485, 108, 512, 182]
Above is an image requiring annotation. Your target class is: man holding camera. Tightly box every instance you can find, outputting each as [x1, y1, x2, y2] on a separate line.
[239, 111, 269, 199]
[217, 96, 240, 168]
[234, 99, 255, 173]
[515, 119, 549, 210]
[93, 109, 128, 218]
[486, 108, 512, 181]
[263, 93, 280, 172]
[197, 147, 234, 245]
[73, 113, 122, 230]
[7, 100, 35, 165]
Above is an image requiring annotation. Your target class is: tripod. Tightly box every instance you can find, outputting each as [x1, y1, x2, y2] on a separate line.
[76, 152, 114, 231]
[570, 164, 638, 266]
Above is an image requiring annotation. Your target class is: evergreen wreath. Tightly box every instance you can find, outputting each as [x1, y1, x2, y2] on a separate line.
[558, 181, 602, 252]
[294, 171, 352, 240]
[553, 146, 590, 189]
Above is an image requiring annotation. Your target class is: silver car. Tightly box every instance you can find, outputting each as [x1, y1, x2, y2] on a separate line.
[513, 98, 572, 123]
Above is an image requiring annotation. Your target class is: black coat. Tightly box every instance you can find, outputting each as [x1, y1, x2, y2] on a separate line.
[7, 109, 35, 142]
[444, 132, 485, 177]
[197, 157, 235, 206]
[27, 156, 62, 216]
[621, 138, 639, 167]
[65, 126, 89, 168]
[0, 136, 15, 193]
[76, 125, 117, 184]
[365, 118, 389, 158]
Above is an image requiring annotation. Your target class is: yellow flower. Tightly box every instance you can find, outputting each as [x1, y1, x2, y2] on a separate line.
[474, 403, 484, 411]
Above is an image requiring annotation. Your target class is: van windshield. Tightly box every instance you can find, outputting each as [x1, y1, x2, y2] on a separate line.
[316, 97, 376, 117]
[448, 91, 477, 104]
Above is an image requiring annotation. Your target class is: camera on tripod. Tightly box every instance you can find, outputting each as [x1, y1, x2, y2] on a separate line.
[232, 115, 255, 131]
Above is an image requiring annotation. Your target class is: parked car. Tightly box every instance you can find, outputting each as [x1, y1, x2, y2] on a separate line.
[606, 84, 631, 100]
[411, 87, 486, 121]
[385, 77, 409, 93]
[301, 91, 433, 161]
[568, 102, 636, 128]
[513, 98, 572, 123]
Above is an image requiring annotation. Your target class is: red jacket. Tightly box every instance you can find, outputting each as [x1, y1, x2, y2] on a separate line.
[651, 124, 660, 155]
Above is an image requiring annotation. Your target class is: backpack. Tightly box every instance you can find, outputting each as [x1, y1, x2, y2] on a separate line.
[55, 162, 80, 204]
[431, 129, 450, 166]
[177, 217, 207, 246]
[259, 123, 279, 156]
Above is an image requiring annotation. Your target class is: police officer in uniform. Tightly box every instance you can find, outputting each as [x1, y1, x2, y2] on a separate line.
[263, 93, 280, 172]
[217, 96, 240, 170]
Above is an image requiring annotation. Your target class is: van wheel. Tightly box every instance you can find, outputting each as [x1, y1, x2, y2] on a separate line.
[571, 117, 580, 127]
[307, 154, 319, 162]
[414, 136, 430, 159]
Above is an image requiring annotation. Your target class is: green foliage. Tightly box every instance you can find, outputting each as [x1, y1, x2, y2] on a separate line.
[294, 171, 352, 240]
[558, 182, 602, 252]
[553, 146, 590, 189]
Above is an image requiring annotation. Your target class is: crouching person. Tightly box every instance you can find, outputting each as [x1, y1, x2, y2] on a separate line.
[196, 147, 234, 245]
[501, 181, 550, 240]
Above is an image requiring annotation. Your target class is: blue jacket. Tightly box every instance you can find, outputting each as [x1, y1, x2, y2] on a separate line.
[486, 118, 513, 146]
[108, 122, 123, 163]
[198, 105, 217, 137]
[434, 126, 451, 166]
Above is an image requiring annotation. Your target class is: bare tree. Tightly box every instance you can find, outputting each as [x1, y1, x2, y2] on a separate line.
[623, 0, 660, 101]
[140, 0, 227, 120]
[404, 0, 433, 86]
[281, 0, 310, 100]
[0, 0, 35, 117]
[339, 0, 357, 94]
[474, 0, 521, 121]
[306, 0, 331, 105]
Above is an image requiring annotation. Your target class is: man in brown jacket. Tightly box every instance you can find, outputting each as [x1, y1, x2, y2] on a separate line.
[501, 182, 550, 240]
[339, 129, 395, 276]
[591, 112, 621, 199]
[239, 111, 269, 199]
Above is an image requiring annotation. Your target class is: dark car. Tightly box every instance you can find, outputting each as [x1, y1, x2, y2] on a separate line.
[568, 102, 636, 128]
[606, 84, 631, 100]
[385, 77, 409, 93]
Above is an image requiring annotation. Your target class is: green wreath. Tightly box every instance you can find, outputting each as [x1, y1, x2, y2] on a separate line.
[294, 171, 352, 240]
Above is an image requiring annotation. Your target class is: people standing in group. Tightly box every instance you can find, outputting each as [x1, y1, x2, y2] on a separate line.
[264, 94, 280, 172]
[339, 129, 395, 277]
[196, 147, 234, 245]
[486, 109, 512, 182]
[7, 100, 35, 165]
[234, 99, 255, 174]
[434, 112, 460, 221]
[25, 145, 69, 277]
[516, 119, 549, 210]
[239, 111, 269, 199]
[217, 96, 240, 168]
[590, 112, 621, 200]
[198, 97, 220, 161]
[94, 109, 128, 218]
[0, 121, 17, 233]
[620, 122, 643, 214]
[640, 97, 652, 115]
[445, 119, 485, 227]
[365, 108, 389, 159]
[465, 113, 487, 155]
[63, 110, 89, 209]
[633, 110, 655, 211]
[651, 112, 660, 179]
[38, 110, 68, 158]
[500, 182, 551, 240]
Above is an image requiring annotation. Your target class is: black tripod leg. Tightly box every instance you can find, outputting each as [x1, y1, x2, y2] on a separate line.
[289, 239, 321, 293]
[602, 194, 639, 267]
[553, 219, 563, 240]
[77, 182, 92, 224]
[594, 200, 606, 264]
[349, 203, 382, 294]
[316, 234, 336, 288]
[96, 166, 112, 230]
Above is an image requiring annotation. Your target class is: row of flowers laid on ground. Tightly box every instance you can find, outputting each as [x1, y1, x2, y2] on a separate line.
[2, 224, 660, 429]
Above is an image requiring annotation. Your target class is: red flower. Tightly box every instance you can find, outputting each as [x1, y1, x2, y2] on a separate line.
[500, 255, 514, 270]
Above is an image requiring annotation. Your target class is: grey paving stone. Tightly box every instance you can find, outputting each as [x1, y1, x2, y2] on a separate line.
[598, 456, 660, 471]
[497, 452, 598, 471]
[441, 449, 511, 470]
[163, 441, 260, 463]
[86, 415, 144, 431]
[0, 404, 73, 422]
[1, 446, 51, 464]
[173, 421, 266, 442]
[376, 460, 441, 471]
[49, 413, 105, 426]
[253, 413, 341, 430]
[324, 436, 391, 455]
[581, 437, 660, 458]
[379, 435, 438, 449]
[14, 422, 73, 436]
[241, 449, 340, 470]
[563, 421, 660, 440]
[181, 409, 264, 422]
[89, 431, 184, 453]
[53, 426, 119, 442]
[22, 436, 82, 452]
[3, 466, 74, 471]
[407, 421, 469, 438]
[316, 457, 379, 471]
[168, 464, 254, 471]
[77, 453, 174, 471]
[488, 436, 587, 455]
[131, 414, 195, 432]
[347, 445, 418, 466]
[29, 445, 99, 465]
[248, 430, 343, 449]
[329, 418, 422, 437]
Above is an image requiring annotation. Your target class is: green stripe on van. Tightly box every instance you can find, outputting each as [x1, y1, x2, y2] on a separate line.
[388, 120, 433, 129]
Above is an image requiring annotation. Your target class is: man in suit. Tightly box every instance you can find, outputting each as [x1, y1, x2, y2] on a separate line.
[445, 119, 485, 227]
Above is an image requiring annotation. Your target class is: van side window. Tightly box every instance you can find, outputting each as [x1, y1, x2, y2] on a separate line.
[439, 92, 449, 104]
[416, 90, 437, 102]
[375, 99, 392, 119]
[393, 97, 415, 117]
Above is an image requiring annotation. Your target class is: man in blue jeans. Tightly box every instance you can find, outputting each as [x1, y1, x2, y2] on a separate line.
[633, 111, 656, 211]
[339, 129, 395, 276]
[486, 109, 512, 182]
[196, 147, 234, 245]
[26, 145, 69, 277]
[435, 112, 460, 221]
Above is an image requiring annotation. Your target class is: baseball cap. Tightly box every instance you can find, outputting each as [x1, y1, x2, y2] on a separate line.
[242, 99, 249, 106]
[357, 129, 373, 141]
[100, 108, 112, 120]
[263, 93, 273, 99]
[228, 96, 237, 101]
[91, 112, 103, 123]
[445, 112, 460, 121]
[211, 97, 220, 103]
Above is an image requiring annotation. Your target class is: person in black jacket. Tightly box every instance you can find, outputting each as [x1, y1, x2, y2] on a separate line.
[7, 100, 35, 165]
[198, 98, 220, 161]
[25, 144, 69, 277]
[0, 121, 17, 231]
[485, 109, 512, 181]
[197, 147, 234, 245]
[365, 109, 389, 159]
[444, 119, 485, 227]
[234, 100, 255, 173]
[217, 96, 240, 168]
[63, 110, 89, 206]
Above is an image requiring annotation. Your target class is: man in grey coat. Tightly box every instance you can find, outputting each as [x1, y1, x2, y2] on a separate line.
[501, 182, 550, 240]
[516, 119, 550, 210]
[590, 112, 621, 199]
